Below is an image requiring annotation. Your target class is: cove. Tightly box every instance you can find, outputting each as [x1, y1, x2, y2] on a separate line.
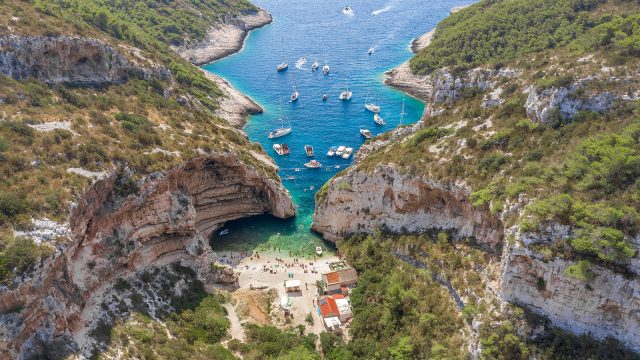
[203, 0, 470, 255]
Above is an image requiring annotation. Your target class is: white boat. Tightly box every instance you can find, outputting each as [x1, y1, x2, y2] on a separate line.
[273, 143, 290, 155]
[365, 91, 380, 112]
[360, 129, 372, 139]
[304, 160, 322, 169]
[219, 229, 229, 236]
[296, 57, 307, 69]
[268, 97, 293, 138]
[322, 93, 329, 101]
[343, 6, 353, 15]
[290, 73, 299, 102]
[340, 90, 352, 101]
[316, 245, 323, 256]
[323, 63, 330, 75]
[374, 113, 385, 126]
[312, 61, 320, 71]
[327, 146, 337, 156]
[305, 145, 314, 157]
[342, 147, 353, 159]
[368, 47, 375, 55]
[336, 146, 346, 156]
[276, 37, 288, 72]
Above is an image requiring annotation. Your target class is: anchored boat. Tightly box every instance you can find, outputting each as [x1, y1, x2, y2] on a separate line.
[374, 113, 385, 126]
[304, 160, 322, 169]
[360, 129, 372, 139]
[327, 146, 337, 157]
[268, 97, 292, 138]
[339, 76, 352, 101]
[312, 61, 319, 71]
[276, 37, 288, 72]
[342, 147, 353, 159]
[316, 245, 323, 256]
[305, 145, 314, 157]
[365, 91, 381, 113]
[273, 143, 290, 155]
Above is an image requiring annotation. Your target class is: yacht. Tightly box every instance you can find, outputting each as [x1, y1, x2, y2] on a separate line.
[327, 146, 337, 157]
[305, 145, 315, 157]
[360, 129, 372, 139]
[312, 61, 320, 71]
[316, 245, 323, 256]
[336, 146, 346, 156]
[365, 91, 381, 113]
[296, 57, 307, 69]
[368, 47, 375, 55]
[276, 37, 288, 72]
[304, 160, 322, 169]
[339, 76, 352, 101]
[342, 147, 354, 159]
[268, 97, 292, 138]
[323, 61, 330, 75]
[374, 113, 385, 126]
[273, 143, 290, 156]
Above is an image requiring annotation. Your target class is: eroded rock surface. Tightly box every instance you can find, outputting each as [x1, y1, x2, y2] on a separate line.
[0, 35, 169, 86]
[0, 154, 294, 359]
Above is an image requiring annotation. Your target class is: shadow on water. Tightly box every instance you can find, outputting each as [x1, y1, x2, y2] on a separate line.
[209, 214, 336, 258]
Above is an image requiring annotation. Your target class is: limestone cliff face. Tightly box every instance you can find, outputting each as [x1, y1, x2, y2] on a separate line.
[0, 154, 294, 358]
[312, 165, 503, 250]
[501, 244, 640, 352]
[0, 35, 169, 86]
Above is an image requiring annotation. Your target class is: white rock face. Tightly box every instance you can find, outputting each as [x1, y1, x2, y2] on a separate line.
[312, 165, 503, 249]
[431, 67, 519, 105]
[501, 245, 640, 352]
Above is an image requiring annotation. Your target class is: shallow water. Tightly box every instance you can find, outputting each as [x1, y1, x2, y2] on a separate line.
[203, 0, 470, 254]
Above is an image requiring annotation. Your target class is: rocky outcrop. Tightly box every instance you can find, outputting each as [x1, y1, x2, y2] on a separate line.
[312, 165, 503, 250]
[384, 62, 433, 102]
[525, 82, 617, 124]
[429, 67, 519, 105]
[202, 71, 263, 128]
[501, 244, 640, 352]
[0, 153, 294, 359]
[410, 28, 435, 53]
[0, 35, 169, 86]
[176, 9, 272, 66]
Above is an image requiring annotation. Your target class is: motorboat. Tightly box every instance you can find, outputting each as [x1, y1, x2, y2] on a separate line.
[365, 90, 381, 112]
[360, 129, 372, 139]
[342, 147, 353, 159]
[323, 60, 330, 75]
[219, 229, 229, 236]
[273, 143, 290, 155]
[316, 245, 323, 256]
[374, 113, 385, 126]
[305, 145, 314, 157]
[312, 61, 320, 71]
[327, 146, 337, 156]
[368, 47, 375, 55]
[343, 6, 353, 15]
[296, 57, 307, 69]
[304, 160, 322, 169]
[268, 97, 293, 138]
[322, 93, 329, 101]
[336, 146, 346, 156]
[290, 89, 299, 102]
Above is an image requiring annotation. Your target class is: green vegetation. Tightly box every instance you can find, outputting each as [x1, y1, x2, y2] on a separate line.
[0, 234, 54, 285]
[410, 0, 639, 74]
[227, 324, 320, 360]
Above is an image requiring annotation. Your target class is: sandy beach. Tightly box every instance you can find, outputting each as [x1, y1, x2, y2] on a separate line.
[216, 250, 344, 338]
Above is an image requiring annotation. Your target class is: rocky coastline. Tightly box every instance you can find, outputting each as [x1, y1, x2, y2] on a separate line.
[176, 8, 272, 66]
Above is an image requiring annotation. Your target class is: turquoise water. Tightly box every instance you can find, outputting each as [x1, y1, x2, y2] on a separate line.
[204, 0, 469, 255]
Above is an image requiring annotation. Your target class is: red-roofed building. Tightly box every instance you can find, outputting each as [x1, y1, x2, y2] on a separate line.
[322, 267, 358, 294]
[319, 294, 352, 324]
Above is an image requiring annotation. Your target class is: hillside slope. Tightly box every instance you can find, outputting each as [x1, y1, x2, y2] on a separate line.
[0, 0, 291, 358]
[314, 0, 640, 358]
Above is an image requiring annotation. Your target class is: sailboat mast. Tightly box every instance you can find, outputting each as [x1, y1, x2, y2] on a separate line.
[400, 97, 406, 125]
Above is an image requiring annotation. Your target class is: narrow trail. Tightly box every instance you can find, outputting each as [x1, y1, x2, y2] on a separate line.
[224, 303, 246, 342]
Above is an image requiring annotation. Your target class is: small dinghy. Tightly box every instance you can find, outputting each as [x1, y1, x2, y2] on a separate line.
[304, 160, 322, 169]
[360, 129, 372, 139]
[368, 47, 375, 55]
[322, 93, 329, 101]
[305, 145, 315, 157]
[374, 113, 385, 126]
[327, 146, 337, 157]
[311, 61, 320, 71]
[316, 245, 323, 256]
[342, 147, 353, 159]
[273, 143, 290, 155]
[219, 229, 229, 236]
[336, 146, 346, 156]
[323, 63, 330, 75]
[290, 89, 299, 102]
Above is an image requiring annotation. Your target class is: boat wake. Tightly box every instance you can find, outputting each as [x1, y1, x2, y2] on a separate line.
[372, 5, 393, 16]
[343, 8, 354, 16]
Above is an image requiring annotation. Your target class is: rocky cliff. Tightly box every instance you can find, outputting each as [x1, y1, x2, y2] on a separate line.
[0, 35, 169, 86]
[312, 165, 503, 250]
[176, 9, 272, 66]
[501, 244, 640, 352]
[0, 154, 294, 358]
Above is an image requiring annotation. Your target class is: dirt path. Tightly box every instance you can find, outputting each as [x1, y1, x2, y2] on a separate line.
[224, 303, 245, 342]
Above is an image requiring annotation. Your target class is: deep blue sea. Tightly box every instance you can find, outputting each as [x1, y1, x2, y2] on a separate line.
[204, 0, 470, 255]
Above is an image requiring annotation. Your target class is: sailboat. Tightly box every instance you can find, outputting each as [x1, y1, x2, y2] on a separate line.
[268, 97, 292, 138]
[276, 38, 288, 72]
[322, 60, 330, 75]
[400, 97, 407, 125]
[339, 76, 352, 101]
[364, 90, 380, 113]
[290, 73, 299, 102]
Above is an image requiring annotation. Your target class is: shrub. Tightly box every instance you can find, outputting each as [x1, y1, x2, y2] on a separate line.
[0, 192, 28, 223]
[564, 260, 595, 282]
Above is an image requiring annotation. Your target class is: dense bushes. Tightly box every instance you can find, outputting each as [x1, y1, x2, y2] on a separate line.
[410, 0, 603, 74]
[0, 234, 54, 285]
